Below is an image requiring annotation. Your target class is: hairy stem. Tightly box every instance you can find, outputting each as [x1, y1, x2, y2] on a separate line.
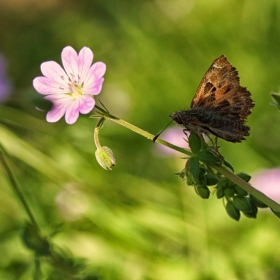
[94, 117, 106, 149]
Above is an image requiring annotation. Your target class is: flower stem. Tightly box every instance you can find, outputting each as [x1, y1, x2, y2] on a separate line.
[93, 105, 191, 155]
[94, 117, 105, 149]
[0, 143, 39, 231]
[212, 164, 280, 212]
[93, 106, 280, 212]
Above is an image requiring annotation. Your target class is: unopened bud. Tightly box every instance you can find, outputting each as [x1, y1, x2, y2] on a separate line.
[95, 146, 116, 170]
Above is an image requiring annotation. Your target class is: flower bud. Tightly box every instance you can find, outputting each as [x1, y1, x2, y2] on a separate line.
[95, 146, 116, 170]
[194, 185, 210, 199]
[225, 201, 240, 221]
[232, 196, 252, 212]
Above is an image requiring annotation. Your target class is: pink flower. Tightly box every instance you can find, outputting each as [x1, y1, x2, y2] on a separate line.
[154, 126, 189, 157]
[33, 46, 106, 124]
[251, 168, 280, 203]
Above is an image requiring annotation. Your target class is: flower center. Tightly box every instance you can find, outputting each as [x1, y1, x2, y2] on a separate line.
[69, 83, 84, 99]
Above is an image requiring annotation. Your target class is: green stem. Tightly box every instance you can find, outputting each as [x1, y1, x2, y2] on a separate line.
[93, 106, 280, 212]
[93, 105, 192, 156]
[212, 164, 280, 211]
[0, 144, 39, 231]
[94, 117, 105, 149]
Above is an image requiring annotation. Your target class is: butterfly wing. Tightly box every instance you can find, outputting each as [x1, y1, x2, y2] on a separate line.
[190, 55, 254, 123]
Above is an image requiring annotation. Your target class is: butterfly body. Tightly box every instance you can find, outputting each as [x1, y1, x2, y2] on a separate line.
[170, 55, 254, 143]
[170, 108, 250, 142]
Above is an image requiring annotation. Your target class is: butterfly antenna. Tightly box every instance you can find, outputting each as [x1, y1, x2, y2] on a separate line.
[153, 120, 173, 142]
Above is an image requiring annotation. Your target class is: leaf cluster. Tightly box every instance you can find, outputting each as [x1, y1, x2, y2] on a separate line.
[175, 132, 277, 221]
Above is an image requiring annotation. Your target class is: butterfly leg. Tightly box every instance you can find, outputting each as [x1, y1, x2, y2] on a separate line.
[183, 129, 190, 138]
[207, 136, 227, 162]
[192, 130, 223, 159]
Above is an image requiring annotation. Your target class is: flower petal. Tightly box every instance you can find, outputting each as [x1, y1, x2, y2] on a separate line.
[33, 77, 69, 95]
[40, 61, 69, 84]
[79, 95, 95, 114]
[45, 94, 72, 122]
[45, 93, 71, 104]
[84, 77, 104, 95]
[91, 62, 106, 78]
[45, 102, 68, 123]
[61, 46, 79, 83]
[83, 62, 106, 87]
[78, 47, 93, 83]
[83, 62, 106, 95]
[65, 100, 80, 124]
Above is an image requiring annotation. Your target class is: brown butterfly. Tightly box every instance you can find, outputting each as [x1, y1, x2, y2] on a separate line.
[170, 55, 254, 143]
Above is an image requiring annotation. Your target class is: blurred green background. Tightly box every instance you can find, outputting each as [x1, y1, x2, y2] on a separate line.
[0, 0, 280, 279]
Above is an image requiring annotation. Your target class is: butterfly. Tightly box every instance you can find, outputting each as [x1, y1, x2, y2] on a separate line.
[170, 55, 254, 143]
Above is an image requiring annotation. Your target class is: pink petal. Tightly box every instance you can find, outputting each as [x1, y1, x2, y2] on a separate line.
[45, 93, 71, 104]
[84, 62, 106, 86]
[61, 46, 79, 83]
[33, 77, 69, 95]
[84, 77, 104, 95]
[65, 100, 80, 124]
[45, 94, 73, 122]
[40, 61, 69, 84]
[78, 47, 93, 82]
[64, 96, 95, 124]
[91, 62, 106, 77]
[79, 95, 95, 114]
[46, 99, 69, 123]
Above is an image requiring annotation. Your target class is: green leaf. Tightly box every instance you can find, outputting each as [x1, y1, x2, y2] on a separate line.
[243, 203, 258, 219]
[232, 196, 252, 212]
[187, 156, 200, 180]
[186, 176, 194, 186]
[189, 132, 202, 154]
[237, 172, 251, 182]
[250, 194, 268, 208]
[224, 187, 235, 197]
[197, 150, 220, 164]
[220, 156, 234, 172]
[270, 208, 280, 219]
[174, 170, 186, 179]
[216, 187, 224, 199]
[222, 158, 234, 172]
[194, 185, 210, 199]
[217, 178, 229, 189]
[226, 201, 240, 221]
[204, 174, 219, 186]
[234, 185, 248, 196]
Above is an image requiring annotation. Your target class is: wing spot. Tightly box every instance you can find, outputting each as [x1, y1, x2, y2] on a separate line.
[204, 82, 214, 94]
[211, 86, 216, 93]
